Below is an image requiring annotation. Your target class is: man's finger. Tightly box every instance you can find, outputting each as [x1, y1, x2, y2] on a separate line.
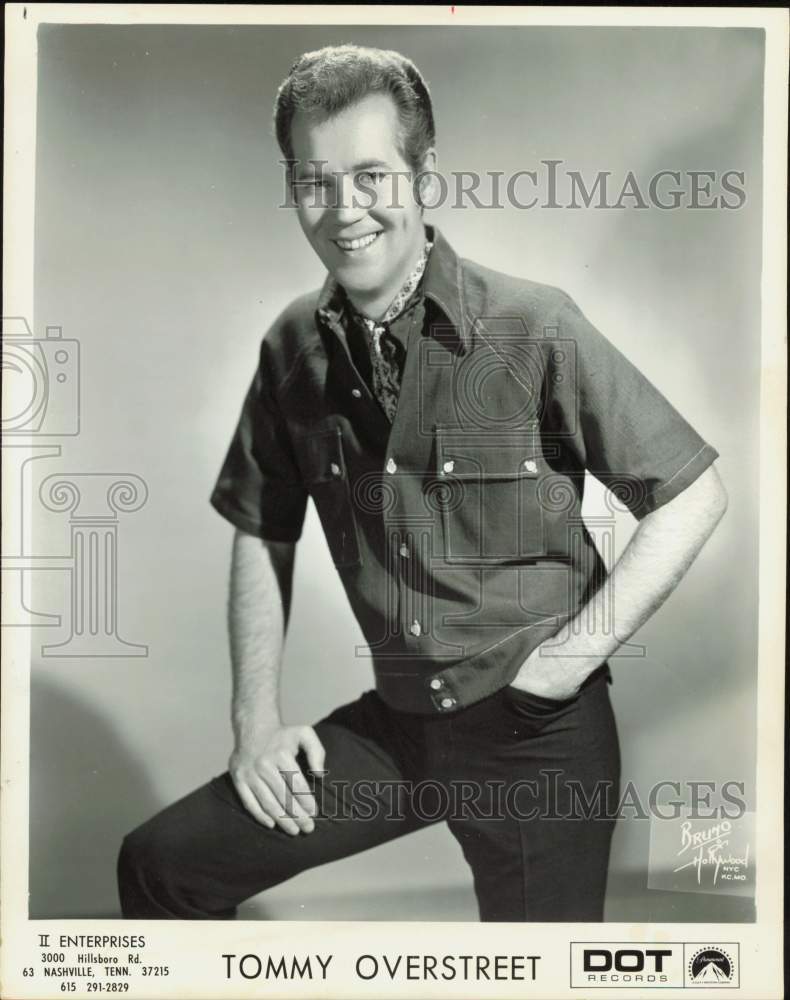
[232, 776, 275, 829]
[287, 765, 319, 818]
[248, 773, 302, 836]
[263, 758, 315, 833]
[299, 727, 326, 775]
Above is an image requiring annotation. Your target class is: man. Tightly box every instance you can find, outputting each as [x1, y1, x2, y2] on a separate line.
[118, 44, 727, 921]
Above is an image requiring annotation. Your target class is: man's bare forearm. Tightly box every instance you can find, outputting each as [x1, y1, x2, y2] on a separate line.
[516, 463, 729, 694]
[227, 530, 324, 833]
[229, 529, 295, 745]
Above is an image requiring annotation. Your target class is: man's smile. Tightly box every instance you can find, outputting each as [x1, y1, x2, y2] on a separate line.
[332, 230, 384, 253]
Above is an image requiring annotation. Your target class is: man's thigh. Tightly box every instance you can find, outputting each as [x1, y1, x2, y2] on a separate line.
[118, 690, 432, 918]
[444, 669, 621, 922]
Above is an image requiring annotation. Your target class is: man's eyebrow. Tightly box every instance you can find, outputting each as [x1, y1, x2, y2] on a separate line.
[351, 159, 394, 171]
[292, 158, 397, 181]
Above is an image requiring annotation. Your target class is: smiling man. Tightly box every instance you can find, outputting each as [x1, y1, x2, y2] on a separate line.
[290, 90, 433, 321]
[117, 44, 727, 922]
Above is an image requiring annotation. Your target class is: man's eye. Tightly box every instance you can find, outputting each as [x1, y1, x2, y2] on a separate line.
[357, 171, 388, 185]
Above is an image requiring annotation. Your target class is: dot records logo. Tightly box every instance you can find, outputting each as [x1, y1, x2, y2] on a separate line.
[570, 942, 740, 989]
[685, 944, 739, 988]
[570, 943, 685, 988]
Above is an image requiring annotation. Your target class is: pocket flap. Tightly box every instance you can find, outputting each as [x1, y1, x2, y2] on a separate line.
[435, 427, 541, 479]
[301, 426, 347, 484]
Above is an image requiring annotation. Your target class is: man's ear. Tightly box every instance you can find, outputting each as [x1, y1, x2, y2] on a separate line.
[415, 148, 439, 207]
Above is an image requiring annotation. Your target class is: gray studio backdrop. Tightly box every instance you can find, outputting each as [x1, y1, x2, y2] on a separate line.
[28, 23, 763, 920]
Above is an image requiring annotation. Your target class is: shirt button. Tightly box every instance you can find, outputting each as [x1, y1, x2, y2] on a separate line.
[408, 619, 422, 637]
[386, 458, 397, 474]
[330, 462, 341, 477]
[523, 459, 538, 473]
[440, 696, 456, 710]
[429, 678, 443, 690]
[399, 543, 409, 558]
[351, 388, 362, 398]
[441, 460, 455, 474]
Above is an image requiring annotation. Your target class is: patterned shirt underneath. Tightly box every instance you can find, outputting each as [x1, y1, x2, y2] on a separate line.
[326, 240, 433, 422]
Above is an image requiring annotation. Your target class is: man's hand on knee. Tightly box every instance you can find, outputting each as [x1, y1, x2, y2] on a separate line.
[229, 725, 326, 836]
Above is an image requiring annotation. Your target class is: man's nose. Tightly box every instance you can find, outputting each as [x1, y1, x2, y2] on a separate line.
[331, 174, 366, 224]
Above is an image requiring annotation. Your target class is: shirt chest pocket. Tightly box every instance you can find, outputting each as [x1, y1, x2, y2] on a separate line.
[433, 426, 546, 563]
[299, 426, 362, 569]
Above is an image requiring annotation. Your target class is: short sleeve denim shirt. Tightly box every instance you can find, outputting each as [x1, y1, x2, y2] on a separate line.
[211, 226, 719, 714]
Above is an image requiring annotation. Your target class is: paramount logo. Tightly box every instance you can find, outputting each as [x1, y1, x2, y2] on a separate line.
[693, 961, 729, 983]
[687, 946, 738, 987]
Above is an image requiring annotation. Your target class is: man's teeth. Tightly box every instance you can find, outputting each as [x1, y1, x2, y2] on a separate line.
[335, 232, 381, 251]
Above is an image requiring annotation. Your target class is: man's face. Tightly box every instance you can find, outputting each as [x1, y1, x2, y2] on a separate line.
[289, 92, 430, 305]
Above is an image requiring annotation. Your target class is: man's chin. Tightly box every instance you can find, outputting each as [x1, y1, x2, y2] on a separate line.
[329, 263, 385, 294]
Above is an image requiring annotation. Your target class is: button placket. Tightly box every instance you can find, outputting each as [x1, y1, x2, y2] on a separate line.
[318, 310, 391, 440]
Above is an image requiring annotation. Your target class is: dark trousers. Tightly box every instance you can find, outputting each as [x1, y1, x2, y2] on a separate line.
[118, 666, 620, 921]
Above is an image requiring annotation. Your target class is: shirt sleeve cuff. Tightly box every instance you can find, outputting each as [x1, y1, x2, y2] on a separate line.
[633, 443, 720, 519]
[209, 490, 304, 543]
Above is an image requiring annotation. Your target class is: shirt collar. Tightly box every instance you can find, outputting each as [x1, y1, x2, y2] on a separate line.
[316, 225, 469, 350]
[421, 225, 467, 343]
